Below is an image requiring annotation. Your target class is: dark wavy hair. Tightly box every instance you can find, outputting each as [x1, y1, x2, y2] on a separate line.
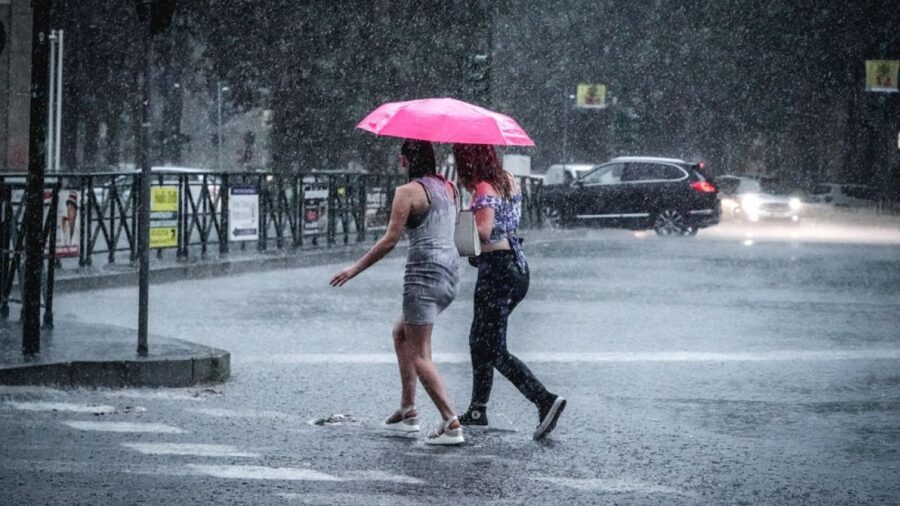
[400, 139, 436, 180]
[452, 143, 512, 198]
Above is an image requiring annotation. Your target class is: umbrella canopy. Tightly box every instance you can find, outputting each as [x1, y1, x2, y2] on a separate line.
[357, 97, 535, 147]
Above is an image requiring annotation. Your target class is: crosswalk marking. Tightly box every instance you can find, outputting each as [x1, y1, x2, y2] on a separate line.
[188, 464, 341, 482]
[342, 470, 425, 485]
[61, 421, 185, 434]
[185, 407, 296, 420]
[532, 477, 693, 495]
[122, 443, 258, 458]
[5, 401, 117, 413]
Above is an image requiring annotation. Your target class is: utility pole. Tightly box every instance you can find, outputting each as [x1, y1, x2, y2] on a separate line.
[137, 0, 153, 356]
[22, 0, 53, 355]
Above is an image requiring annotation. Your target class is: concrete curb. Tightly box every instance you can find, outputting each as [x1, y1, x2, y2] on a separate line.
[0, 344, 230, 389]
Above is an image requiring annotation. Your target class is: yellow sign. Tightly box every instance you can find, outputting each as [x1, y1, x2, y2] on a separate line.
[150, 227, 177, 249]
[576, 83, 607, 108]
[151, 186, 178, 212]
[866, 60, 899, 92]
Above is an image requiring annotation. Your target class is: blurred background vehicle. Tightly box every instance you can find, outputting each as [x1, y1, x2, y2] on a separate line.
[552, 156, 719, 236]
[541, 163, 596, 225]
[717, 174, 802, 223]
[809, 183, 878, 208]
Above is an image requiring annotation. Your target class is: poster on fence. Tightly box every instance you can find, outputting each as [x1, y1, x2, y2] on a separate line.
[43, 189, 80, 258]
[150, 186, 179, 249]
[365, 187, 390, 232]
[228, 186, 259, 242]
[302, 185, 329, 236]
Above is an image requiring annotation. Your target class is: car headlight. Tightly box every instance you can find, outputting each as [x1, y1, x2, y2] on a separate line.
[789, 197, 801, 211]
[740, 194, 760, 213]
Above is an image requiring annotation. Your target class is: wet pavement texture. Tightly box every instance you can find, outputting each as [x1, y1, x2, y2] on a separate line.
[2, 222, 899, 505]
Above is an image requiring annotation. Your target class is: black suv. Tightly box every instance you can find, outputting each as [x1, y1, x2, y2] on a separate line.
[554, 156, 720, 236]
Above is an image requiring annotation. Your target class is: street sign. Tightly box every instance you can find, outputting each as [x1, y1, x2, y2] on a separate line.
[150, 186, 178, 249]
[228, 185, 259, 242]
[576, 83, 607, 108]
[865, 60, 899, 93]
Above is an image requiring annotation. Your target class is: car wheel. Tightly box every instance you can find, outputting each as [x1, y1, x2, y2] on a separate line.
[653, 209, 690, 237]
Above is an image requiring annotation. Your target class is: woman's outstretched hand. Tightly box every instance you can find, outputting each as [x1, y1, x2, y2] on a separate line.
[330, 264, 360, 287]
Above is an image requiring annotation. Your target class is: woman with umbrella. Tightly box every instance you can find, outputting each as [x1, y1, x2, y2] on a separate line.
[453, 143, 566, 440]
[330, 139, 464, 446]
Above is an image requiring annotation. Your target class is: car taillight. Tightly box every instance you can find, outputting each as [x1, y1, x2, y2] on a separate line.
[691, 181, 716, 193]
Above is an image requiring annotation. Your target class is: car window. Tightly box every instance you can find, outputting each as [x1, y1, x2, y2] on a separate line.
[581, 163, 624, 185]
[737, 179, 761, 193]
[622, 163, 684, 182]
[842, 186, 876, 200]
[717, 178, 739, 194]
[544, 167, 563, 185]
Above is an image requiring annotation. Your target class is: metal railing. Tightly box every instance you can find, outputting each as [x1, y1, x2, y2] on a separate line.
[0, 170, 545, 326]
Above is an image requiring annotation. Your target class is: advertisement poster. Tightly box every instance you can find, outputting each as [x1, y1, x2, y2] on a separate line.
[228, 186, 259, 242]
[576, 83, 607, 108]
[365, 187, 390, 232]
[44, 189, 80, 258]
[302, 186, 329, 236]
[865, 60, 899, 93]
[150, 186, 179, 249]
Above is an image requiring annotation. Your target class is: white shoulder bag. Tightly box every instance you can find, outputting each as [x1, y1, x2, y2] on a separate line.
[451, 183, 481, 257]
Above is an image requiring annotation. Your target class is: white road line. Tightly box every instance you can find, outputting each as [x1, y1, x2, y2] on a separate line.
[122, 443, 259, 458]
[185, 407, 296, 420]
[5, 401, 117, 414]
[61, 421, 185, 434]
[531, 477, 694, 496]
[187, 464, 341, 482]
[244, 349, 900, 365]
[343, 470, 425, 485]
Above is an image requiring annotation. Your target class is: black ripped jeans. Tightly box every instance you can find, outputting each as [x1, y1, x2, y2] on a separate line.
[468, 250, 552, 407]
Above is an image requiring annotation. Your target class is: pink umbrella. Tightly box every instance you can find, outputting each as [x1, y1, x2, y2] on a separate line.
[357, 97, 535, 146]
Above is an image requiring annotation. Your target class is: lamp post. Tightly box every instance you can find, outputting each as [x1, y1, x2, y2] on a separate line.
[216, 82, 229, 170]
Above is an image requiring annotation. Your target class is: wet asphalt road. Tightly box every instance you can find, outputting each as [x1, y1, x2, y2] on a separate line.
[2, 220, 900, 505]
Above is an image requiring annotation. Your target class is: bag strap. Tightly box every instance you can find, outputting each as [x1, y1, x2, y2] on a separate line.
[449, 180, 461, 225]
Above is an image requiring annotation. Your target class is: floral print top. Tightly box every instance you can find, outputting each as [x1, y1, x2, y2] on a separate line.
[471, 193, 527, 272]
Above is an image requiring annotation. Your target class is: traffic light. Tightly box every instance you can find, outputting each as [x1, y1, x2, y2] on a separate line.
[463, 54, 491, 101]
[135, 0, 176, 35]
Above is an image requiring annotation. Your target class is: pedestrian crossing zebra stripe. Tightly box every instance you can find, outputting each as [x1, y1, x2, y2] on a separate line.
[61, 421, 185, 433]
[122, 443, 259, 458]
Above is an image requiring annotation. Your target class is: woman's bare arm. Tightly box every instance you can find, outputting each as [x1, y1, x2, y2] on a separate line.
[330, 185, 412, 287]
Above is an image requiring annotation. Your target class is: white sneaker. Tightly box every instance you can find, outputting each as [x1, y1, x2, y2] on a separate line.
[382, 406, 420, 432]
[425, 416, 464, 446]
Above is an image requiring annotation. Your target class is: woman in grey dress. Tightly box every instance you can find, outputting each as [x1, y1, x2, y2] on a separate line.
[330, 139, 464, 445]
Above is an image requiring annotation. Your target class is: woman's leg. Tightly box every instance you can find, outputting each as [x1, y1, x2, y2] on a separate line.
[474, 256, 553, 407]
[392, 322, 417, 409]
[404, 323, 457, 422]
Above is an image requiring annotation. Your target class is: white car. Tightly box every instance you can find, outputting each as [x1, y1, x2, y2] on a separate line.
[716, 175, 802, 222]
[809, 183, 878, 208]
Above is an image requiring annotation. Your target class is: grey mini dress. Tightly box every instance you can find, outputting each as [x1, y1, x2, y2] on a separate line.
[402, 176, 460, 325]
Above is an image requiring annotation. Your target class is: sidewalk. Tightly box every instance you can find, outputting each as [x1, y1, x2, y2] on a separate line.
[0, 320, 229, 388]
[1, 242, 379, 388]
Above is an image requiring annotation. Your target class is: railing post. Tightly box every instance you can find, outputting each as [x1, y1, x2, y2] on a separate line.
[108, 182, 117, 263]
[0, 184, 10, 319]
[43, 182, 59, 329]
[258, 174, 267, 251]
[327, 177, 336, 246]
[220, 173, 230, 255]
[357, 175, 367, 243]
[177, 174, 188, 259]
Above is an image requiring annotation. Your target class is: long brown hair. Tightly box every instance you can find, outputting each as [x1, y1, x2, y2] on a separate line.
[452, 143, 513, 198]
